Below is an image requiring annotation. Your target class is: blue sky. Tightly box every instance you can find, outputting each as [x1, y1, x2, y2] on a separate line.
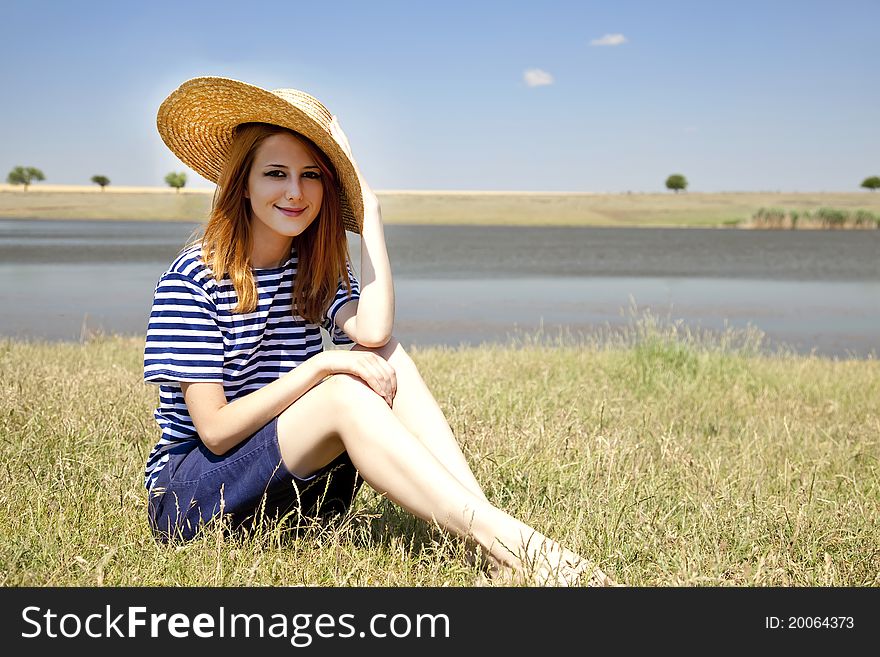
[1, 0, 877, 192]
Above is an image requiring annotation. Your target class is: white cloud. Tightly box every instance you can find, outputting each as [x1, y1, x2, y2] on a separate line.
[524, 68, 554, 87]
[591, 33, 628, 47]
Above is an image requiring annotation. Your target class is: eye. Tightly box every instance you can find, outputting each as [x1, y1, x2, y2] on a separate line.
[303, 171, 322, 179]
[265, 170, 286, 178]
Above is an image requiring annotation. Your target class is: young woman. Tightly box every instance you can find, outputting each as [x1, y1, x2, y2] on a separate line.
[144, 77, 618, 586]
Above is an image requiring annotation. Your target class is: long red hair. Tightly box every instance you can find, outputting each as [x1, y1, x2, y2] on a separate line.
[198, 122, 352, 324]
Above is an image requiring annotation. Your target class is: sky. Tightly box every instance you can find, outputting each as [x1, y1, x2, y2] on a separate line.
[1, 0, 878, 193]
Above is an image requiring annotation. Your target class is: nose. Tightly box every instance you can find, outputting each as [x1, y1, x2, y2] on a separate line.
[285, 181, 303, 202]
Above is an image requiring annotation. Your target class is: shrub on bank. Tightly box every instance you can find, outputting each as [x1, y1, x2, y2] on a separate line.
[750, 207, 879, 229]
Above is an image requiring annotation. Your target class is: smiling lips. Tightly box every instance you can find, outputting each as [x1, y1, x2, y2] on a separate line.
[275, 205, 306, 216]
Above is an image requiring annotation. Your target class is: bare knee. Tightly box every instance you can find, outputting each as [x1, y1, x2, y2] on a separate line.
[319, 373, 406, 449]
[281, 372, 384, 433]
[352, 335, 413, 369]
[322, 372, 386, 411]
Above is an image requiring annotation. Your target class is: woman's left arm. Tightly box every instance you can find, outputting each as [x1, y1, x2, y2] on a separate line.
[330, 116, 394, 347]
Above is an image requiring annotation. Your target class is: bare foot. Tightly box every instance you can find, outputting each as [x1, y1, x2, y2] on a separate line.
[489, 547, 624, 587]
[533, 550, 625, 587]
[577, 564, 625, 587]
[476, 533, 624, 587]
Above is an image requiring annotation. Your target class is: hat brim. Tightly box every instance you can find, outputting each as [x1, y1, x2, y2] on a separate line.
[157, 76, 363, 233]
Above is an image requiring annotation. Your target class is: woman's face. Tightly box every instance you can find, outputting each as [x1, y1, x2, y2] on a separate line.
[245, 132, 324, 240]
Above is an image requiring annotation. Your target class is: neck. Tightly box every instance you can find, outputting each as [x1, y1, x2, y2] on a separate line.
[250, 236, 293, 269]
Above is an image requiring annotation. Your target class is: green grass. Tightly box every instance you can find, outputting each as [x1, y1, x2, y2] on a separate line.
[3, 189, 880, 227]
[1, 319, 877, 586]
[749, 207, 880, 229]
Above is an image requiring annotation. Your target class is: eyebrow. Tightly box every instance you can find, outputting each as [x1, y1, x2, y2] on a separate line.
[263, 163, 320, 169]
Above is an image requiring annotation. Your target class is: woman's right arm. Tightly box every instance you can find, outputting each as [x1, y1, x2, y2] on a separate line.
[182, 349, 397, 456]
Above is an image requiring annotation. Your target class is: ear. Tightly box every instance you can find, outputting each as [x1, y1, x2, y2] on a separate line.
[244, 186, 249, 199]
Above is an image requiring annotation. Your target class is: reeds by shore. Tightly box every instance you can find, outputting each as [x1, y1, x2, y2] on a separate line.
[747, 207, 880, 229]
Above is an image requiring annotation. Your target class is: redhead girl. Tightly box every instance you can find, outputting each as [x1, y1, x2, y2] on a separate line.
[144, 77, 617, 586]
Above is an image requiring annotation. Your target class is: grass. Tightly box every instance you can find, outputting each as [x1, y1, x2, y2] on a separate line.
[0, 317, 877, 586]
[2, 187, 880, 226]
[748, 207, 880, 229]
[378, 191, 880, 227]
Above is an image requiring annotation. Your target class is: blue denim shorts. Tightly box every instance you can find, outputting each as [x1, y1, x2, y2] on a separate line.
[147, 417, 363, 541]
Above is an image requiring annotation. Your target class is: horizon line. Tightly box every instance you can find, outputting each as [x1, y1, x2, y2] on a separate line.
[1, 184, 875, 196]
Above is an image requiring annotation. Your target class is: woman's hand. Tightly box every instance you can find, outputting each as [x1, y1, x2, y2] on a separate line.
[328, 114, 380, 214]
[313, 349, 397, 407]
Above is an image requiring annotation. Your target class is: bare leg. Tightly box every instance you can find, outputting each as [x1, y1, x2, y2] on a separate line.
[350, 338, 491, 574]
[351, 337, 488, 503]
[276, 369, 614, 585]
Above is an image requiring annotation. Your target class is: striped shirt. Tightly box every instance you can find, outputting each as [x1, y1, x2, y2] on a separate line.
[142, 243, 360, 491]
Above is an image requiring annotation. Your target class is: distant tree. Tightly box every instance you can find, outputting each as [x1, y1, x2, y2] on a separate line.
[665, 174, 688, 193]
[7, 166, 45, 192]
[861, 176, 880, 191]
[164, 171, 187, 193]
[91, 175, 110, 190]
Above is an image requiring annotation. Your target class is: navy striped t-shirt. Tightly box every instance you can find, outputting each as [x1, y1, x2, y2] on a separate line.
[142, 243, 360, 491]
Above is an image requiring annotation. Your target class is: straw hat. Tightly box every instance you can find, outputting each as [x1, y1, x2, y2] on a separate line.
[156, 76, 363, 233]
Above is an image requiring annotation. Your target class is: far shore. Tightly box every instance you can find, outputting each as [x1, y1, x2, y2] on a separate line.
[1, 185, 879, 227]
[0, 184, 605, 196]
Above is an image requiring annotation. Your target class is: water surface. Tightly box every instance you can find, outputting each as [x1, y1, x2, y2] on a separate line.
[1, 219, 877, 357]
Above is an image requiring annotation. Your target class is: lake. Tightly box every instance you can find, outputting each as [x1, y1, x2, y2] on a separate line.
[1, 219, 877, 358]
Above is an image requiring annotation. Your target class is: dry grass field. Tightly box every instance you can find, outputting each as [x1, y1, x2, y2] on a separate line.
[2, 185, 879, 226]
[1, 320, 877, 586]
